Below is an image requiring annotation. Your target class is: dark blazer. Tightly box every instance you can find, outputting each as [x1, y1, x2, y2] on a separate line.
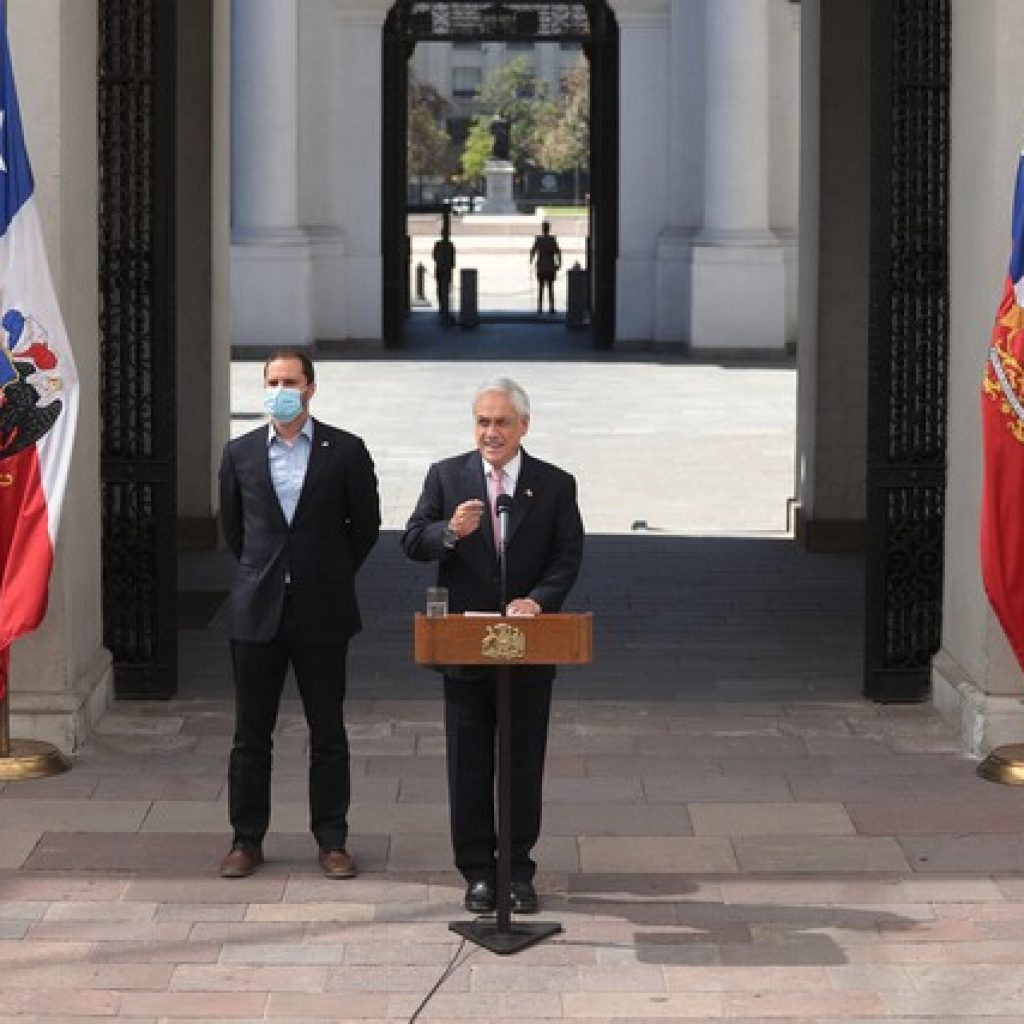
[401, 448, 584, 680]
[219, 418, 380, 644]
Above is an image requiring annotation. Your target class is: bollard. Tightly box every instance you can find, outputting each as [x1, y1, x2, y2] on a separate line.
[459, 268, 478, 328]
[566, 262, 589, 328]
[410, 261, 430, 308]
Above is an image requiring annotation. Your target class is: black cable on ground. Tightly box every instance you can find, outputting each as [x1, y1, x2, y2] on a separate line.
[406, 930, 473, 1023]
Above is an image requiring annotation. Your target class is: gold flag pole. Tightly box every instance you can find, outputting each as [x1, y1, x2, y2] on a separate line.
[0, 647, 69, 780]
[0, 667, 9, 757]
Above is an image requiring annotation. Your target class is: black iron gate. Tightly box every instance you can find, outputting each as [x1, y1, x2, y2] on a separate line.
[585, 2, 617, 350]
[381, 0, 617, 348]
[865, 0, 950, 701]
[382, 15, 411, 348]
[97, 0, 178, 698]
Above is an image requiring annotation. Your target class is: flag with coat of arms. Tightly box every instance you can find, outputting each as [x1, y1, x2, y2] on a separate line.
[981, 146, 1024, 672]
[0, 8, 79, 701]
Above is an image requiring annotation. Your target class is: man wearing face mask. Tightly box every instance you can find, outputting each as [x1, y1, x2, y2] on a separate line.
[217, 348, 380, 879]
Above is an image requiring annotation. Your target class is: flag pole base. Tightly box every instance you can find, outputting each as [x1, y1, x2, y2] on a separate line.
[0, 739, 70, 780]
[977, 743, 1024, 785]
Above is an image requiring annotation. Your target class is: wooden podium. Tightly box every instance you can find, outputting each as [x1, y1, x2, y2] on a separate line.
[414, 612, 593, 955]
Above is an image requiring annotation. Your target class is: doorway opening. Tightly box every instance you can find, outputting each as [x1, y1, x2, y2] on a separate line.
[382, 0, 618, 348]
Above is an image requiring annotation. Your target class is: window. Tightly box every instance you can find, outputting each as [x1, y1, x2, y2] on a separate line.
[453, 40, 482, 51]
[452, 67, 482, 98]
[506, 41, 534, 52]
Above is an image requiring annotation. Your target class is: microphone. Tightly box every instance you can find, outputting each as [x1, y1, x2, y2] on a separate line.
[495, 493, 513, 550]
[495, 493, 513, 612]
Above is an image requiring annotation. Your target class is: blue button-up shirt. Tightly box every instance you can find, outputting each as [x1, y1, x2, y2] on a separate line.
[267, 418, 313, 525]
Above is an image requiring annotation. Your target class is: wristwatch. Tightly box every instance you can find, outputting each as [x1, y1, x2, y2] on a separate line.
[442, 525, 459, 549]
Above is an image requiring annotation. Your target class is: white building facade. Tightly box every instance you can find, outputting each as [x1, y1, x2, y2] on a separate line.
[229, 0, 801, 351]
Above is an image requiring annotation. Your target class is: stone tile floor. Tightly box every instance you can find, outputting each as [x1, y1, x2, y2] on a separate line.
[2, 689, 1021, 1023]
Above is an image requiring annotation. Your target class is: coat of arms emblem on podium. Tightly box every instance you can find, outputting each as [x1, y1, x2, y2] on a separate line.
[481, 622, 527, 660]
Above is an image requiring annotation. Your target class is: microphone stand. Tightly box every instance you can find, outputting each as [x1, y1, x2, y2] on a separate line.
[497, 505, 509, 621]
[450, 500, 561, 955]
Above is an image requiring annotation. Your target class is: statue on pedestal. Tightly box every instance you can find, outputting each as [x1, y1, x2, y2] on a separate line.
[489, 114, 511, 163]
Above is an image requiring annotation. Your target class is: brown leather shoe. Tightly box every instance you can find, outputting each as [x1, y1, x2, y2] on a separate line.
[219, 845, 263, 878]
[319, 848, 357, 879]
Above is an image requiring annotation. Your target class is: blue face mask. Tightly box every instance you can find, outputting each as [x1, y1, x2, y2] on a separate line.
[264, 386, 304, 423]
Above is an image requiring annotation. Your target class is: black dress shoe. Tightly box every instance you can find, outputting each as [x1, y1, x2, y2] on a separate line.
[464, 879, 496, 913]
[510, 879, 539, 914]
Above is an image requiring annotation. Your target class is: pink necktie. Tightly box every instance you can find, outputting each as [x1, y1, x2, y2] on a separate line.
[488, 468, 505, 544]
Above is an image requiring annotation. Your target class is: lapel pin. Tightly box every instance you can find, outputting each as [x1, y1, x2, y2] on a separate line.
[321, 440, 330, 447]
[525, 488, 533, 498]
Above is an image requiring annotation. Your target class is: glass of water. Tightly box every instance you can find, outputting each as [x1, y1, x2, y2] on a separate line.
[426, 586, 448, 617]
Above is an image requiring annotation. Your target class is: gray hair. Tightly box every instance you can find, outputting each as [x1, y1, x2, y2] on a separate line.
[473, 377, 530, 419]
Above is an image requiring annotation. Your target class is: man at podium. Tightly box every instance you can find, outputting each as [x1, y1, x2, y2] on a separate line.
[402, 377, 584, 915]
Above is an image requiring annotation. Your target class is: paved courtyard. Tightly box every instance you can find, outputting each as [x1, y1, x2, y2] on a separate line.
[1, 338, 1021, 1022]
[408, 213, 587, 317]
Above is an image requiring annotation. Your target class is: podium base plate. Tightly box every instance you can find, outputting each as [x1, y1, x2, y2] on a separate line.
[0, 739, 71, 780]
[449, 919, 562, 955]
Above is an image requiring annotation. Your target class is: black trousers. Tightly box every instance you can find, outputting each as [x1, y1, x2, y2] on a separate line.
[436, 274, 452, 317]
[536, 273, 555, 311]
[228, 596, 350, 851]
[443, 671, 552, 884]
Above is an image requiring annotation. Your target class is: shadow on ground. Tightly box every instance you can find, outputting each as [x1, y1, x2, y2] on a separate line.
[179, 532, 863, 703]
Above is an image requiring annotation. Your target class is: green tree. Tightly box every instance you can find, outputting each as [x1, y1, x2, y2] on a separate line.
[460, 118, 496, 182]
[459, 58, 559, 181]
[407, 79, 457, 185]
[534, 57, 590, 174]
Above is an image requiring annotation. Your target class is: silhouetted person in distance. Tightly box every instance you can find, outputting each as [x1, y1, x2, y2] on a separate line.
[432, 227, 456, 324]
[489, 114, 511, 162]
[529, 221, 561, 315]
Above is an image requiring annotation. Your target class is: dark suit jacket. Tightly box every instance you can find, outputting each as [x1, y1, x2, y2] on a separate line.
[219, 418, 380, 644]
[401, 448, 584, 681]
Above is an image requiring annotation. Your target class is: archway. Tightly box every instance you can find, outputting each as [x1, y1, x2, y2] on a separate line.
[381, 0, 618, 349]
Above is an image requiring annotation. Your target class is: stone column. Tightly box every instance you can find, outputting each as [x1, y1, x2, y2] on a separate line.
[7, 0, 113, 751]
[654, 0, 703, 344]
[933, 0, 1024, 753]
[793, 0, 870, 552]
[177, 0, 231, 549]
[688, 0, 785, 350]
[230, 0, 312, 348]
[299, 2, 391, 343]
[615, 0, 671, 342]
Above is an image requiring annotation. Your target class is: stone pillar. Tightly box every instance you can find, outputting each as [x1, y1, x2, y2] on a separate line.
[615, 0, 671, 342]
[688, 0, 785, 350]
[933, 0, 1024, 753]
[7, 0, 113, 751]
[653, 0, 702, 344]
[177, 0, 231, 549]
[300, 2, 390, 343]
[483, 159, 516, 214]
[211, 0, 232, 492]
[793, 0, 870, 552]
[230, 0, 312, 348]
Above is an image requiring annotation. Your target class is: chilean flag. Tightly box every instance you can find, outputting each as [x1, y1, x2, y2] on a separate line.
[981, 148, 1024, 673]
[0, 10, 79, 700]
